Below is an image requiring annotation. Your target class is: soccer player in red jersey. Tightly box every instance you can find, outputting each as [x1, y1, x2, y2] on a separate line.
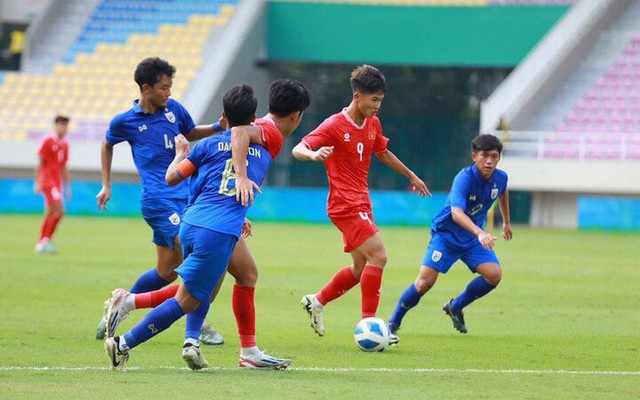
[34, 115, 71, 254]
[291, 65, 430, 343]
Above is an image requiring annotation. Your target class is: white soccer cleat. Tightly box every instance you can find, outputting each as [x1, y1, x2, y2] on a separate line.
[35, 239, 55, 254]
[95, 299, 109, 340]
[106, 288, 131, 338]
[301, 294, 325, 336]
[182, 344, 208, 370]
[199, 323, 224, 345]
[238, 350, 291, 370]
[104, 337, 129, 371]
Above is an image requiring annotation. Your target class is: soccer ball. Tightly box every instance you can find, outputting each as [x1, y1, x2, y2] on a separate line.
[353, 317, 390, 352]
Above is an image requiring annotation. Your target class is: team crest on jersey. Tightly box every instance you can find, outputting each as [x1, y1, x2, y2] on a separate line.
[491, 188, 499, 200]
[431, 250, 442, 262]
[168, 212, 180, 225]
[368, 131, 376, 140]
[343, 133, 351, 142]
[138, 124, 147, 132]
[165, 111, 176, 123]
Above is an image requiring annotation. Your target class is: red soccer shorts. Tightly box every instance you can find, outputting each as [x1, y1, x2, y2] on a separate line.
[330, 211, 379, 253]
[42, 186, 63, 207]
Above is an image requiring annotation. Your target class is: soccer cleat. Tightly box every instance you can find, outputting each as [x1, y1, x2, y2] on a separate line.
[35, 239, 55, 254]
[388, 321, 399, 335]
[301, 294, 325, 336]
[443, 299, 468, 334]
[95, 298, 110, 340]
[106, 288, 131, 338]
[104, 337, 129, 371]
[199, 324, 224, 345]
[182, 343, 208, 370]
[388, 333, 400, 346]
[238, 350, 291, 370]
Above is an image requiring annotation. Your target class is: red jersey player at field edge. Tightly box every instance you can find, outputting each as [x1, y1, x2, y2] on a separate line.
[291, 65, 430, 344]
[34, 115, 71, 254]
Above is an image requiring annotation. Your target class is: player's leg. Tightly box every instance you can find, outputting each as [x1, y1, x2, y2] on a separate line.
[227, 238, 291, 369]
[388, 265, 440, 334]
[445, 246, 501, 334]
[351, 233, 387, 319]
[36, 187, 62, 253]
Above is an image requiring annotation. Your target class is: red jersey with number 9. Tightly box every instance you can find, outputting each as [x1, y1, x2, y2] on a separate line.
[302, 109, 389, 217]
[37, 134, 69, 189]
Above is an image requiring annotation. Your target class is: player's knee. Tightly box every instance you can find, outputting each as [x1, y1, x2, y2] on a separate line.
[414, 278, 434, 294]
[483, 267, 502, 286]
[370, 250, 387, 268]
[158, 270, 178, 282]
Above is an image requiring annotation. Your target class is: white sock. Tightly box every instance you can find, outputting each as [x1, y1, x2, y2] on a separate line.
[313, 296, 324, 309]
[184, 338, 199, 347]
[241, 346, 260, 357]
[118, 336, 129, 352]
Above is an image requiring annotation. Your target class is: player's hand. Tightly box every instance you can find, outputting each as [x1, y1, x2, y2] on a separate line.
[477, 231, 497, 250]
[174, 134, 190, 158]
[96, 186, 111, 212]
[501, 223, 513, 241]
[218, 116, 228, 131]
[410, 176, 431, 197]
[241, 218, 253, 238]
[235, 176, 261, 206]
[312, 146, 334, 161]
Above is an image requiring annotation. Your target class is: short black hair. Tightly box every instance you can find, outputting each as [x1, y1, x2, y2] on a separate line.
[472, 134, 503, 154]
[268, 79, 311, 117]
[54, 115, 70, 124]
[223, 85, 257, 127]
[350, 65, 386, 94]
[134, 57, 176, 90]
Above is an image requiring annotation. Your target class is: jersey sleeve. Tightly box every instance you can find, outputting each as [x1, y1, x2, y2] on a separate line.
[256, 120, 283, 159]
[449, 171, 471, 209]
[105, 115, 127, 145]
[174, 100, 196, 134]
[372, 118, 389, 154]
[302, 118, 335, 150]
[37, 137, 50, 159]
[186, 139, 207, 168]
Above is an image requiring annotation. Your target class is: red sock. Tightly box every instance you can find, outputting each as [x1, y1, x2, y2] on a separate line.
[360, 265, 384, 318]
[134, 285, 179, 309]
[39, 216, 50, 241]
[44, 213, 61, 240]
[316, 266, 360, 306]
[233, 284, 256, 348]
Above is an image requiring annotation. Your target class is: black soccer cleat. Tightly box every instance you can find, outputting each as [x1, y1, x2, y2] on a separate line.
[443, 299, 468, 334]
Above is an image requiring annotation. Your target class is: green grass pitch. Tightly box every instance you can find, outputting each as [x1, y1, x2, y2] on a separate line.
[1, 214, 639, 399]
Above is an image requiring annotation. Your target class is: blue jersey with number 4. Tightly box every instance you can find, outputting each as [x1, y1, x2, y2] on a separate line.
[106, 99, 196, 203]
[182, 131, 273, 238]
[431, 165, 508, 248]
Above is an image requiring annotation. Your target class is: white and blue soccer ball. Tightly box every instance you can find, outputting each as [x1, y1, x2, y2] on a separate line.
[354, 317, 390, 352]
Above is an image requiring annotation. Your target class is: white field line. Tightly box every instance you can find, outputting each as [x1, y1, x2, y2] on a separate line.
[1, 366, 639, 375]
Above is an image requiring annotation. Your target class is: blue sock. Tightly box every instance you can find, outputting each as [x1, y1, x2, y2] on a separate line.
[185, 300, 210, 341]
[389, 283, 423, 329]
[130, 268, 171, 294]
[123, 298, 185, 349]
[451, 276, 496, 311]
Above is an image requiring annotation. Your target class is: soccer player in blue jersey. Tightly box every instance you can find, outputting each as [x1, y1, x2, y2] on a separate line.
[388, 134, 512, 337]
[104, 79, 310, 370]
[104, 85, 291, 371]
[94, 57, 223, 344]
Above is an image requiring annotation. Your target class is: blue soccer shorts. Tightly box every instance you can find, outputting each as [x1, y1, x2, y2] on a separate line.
[421, 233, 500, 274]
[176, 222, 238, 303]
[142, 198, 187, 249]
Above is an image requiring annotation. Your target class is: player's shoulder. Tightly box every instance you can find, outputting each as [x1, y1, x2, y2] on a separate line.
[109, 108, 135, 129]
[493, 168, 508, 182]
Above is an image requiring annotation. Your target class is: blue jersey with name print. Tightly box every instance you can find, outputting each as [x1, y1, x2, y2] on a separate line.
[431, 165, 508, 248]
[182, 130, 273, 238]
[106, 99, 196, 206]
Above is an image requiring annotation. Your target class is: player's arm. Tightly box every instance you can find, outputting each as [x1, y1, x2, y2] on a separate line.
[96, 140, 114, 211]
[62, 163, 71, 200]
[184, 116, 228, 141]
[451, 207, 497, 250]
[33, 157, 43, 194]
[166, 134, 195, 186]
[231, 124, 262, 206]
[375, 149, 431, 197]
[291, 141, 334, 162]
[498, 189, 512, 241]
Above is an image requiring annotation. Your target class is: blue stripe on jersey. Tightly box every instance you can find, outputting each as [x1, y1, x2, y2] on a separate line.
[431, 165, 508, 248]
[182, 131, 273, 238]
[105, 98, 196, 201]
